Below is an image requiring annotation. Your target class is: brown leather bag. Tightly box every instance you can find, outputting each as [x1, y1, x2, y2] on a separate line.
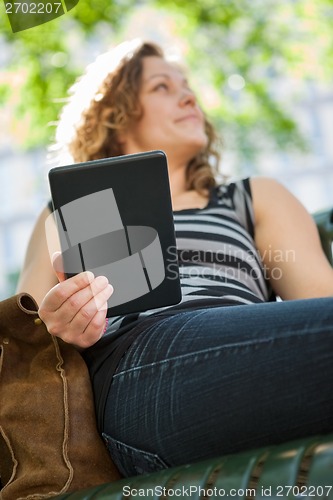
[0, 293, 120, 499]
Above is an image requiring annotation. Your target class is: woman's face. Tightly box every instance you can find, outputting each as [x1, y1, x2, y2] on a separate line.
[120, 56, 208, 166]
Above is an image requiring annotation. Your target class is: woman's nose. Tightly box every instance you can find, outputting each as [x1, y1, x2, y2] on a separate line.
[179, 89, 196, 107]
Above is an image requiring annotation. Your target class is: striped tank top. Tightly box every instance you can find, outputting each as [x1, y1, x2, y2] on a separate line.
[105, 178, 271, 336]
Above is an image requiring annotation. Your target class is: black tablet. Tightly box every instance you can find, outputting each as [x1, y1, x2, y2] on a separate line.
[48, 150, 181, 317]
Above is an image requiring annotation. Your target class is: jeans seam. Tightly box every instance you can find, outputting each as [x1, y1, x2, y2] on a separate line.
[113, 326, 327, 378]
[102, 432, 169, 474]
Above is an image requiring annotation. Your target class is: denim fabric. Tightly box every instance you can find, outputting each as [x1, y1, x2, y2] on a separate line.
[103, 297, 333, 477]
[102, 433, 168, 477]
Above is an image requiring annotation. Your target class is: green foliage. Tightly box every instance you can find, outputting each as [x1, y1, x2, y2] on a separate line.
[0, 83, 12, 105]
[0, 0, 136, 147]
[153, 0, 333, 163]
[1, 0, 333, 161]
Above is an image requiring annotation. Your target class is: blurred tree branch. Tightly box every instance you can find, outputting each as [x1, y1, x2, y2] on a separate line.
[1, 0, 332, 162]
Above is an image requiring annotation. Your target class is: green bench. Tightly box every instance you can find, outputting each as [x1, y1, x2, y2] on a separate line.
[54, 433, 333, 499]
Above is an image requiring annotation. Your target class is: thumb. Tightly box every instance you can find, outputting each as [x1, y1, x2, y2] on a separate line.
[51, 251, 66, 282]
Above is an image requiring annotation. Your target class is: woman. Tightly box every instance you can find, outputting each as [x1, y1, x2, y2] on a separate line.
[17, 39, 333, 477]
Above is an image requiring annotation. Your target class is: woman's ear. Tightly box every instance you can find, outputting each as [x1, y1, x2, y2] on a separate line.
[117, 129, 136, 156]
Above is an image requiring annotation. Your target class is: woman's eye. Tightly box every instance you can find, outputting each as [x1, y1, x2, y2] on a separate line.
[153, 83, 168, 91]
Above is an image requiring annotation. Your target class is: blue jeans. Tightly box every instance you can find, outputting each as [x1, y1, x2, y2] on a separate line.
[102, 297, 333, 477]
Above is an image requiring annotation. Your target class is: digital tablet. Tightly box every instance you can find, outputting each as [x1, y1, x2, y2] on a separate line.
[48, 150, 181, 317]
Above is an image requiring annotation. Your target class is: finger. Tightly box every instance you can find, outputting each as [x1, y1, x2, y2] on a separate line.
[41, 277, 113, 340]
[58, 276, 111, 326]
[67, 309, 108, 349]
[76, 309, 109, 348]
[40, 271, 95, 313]
[52, 251, 66, 282]
[58, 284, 113, 347]
[63, 277, 112, 329]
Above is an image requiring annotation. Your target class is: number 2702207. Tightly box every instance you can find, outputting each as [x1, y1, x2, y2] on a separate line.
[5, 2, 62, 14]
[273, 485, 332, 497]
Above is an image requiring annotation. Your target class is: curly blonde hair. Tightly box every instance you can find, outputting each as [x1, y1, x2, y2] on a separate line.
[53, 39, 221, 194]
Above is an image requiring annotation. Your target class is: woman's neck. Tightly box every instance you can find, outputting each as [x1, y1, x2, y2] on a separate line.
[168, 162, 210, 211]
[168, 163, 188, 199]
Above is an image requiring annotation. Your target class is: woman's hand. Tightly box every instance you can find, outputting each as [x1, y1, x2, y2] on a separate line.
[38, 253, 113, 349]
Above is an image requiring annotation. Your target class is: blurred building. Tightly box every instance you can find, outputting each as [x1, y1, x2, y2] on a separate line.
[0, 146, 49, 298]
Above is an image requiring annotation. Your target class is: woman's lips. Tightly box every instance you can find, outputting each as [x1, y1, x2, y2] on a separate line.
[175, 114, 201, 123]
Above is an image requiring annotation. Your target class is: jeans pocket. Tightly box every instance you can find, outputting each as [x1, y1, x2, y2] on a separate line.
[102, 433, 169, 477]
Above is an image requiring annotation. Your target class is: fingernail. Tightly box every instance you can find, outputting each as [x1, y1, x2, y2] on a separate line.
[86, 271, 95, 282]
[94, 275, 109, 287]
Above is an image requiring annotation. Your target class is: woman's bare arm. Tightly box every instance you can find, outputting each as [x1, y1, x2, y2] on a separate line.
[16, 206, 59, 305]
[251, 177, 333, 300]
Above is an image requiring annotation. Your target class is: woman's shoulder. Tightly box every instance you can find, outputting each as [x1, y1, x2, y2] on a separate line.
[249, 176, 307, 227]
[215, 176, 285, 207]
[211, 177, 254, 236]
[213, 177, 252, 206]
[249, 176, 284, 193]
[248, 176, 291, 216]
